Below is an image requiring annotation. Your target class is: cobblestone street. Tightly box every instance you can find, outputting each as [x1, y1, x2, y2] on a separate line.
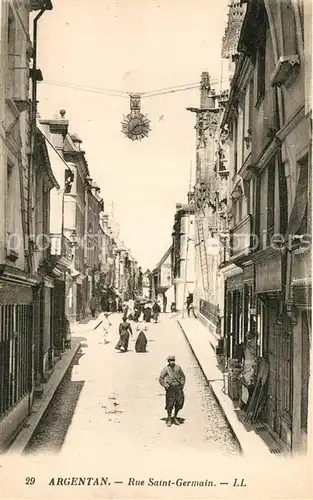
[26, 314, 239, 457]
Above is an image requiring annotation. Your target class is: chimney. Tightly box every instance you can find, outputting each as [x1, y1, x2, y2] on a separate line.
[39, 109, 69, 151]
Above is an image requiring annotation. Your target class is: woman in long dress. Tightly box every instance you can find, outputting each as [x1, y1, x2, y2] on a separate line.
[115, 320, 133, 352]
[135, 324, 148, 353]
[94, 312, 112, 344]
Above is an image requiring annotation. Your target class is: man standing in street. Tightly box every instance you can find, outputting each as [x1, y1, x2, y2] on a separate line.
[186, 293, 197, 318]
[159, 355, 185, 427]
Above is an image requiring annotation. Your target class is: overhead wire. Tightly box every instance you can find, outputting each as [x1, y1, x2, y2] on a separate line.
[41, 78, 230, 99]
[42, 80, 130, 98]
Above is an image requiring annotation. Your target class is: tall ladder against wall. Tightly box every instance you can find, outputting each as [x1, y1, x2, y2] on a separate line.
[182, 162, 194, 319]
[196, 215, 210, 298]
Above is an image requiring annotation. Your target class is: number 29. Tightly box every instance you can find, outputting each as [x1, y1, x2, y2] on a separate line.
[25, 477, 36, 485]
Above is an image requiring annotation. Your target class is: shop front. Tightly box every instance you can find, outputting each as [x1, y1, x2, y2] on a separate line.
[224, 271, 243, 361]
[0, 275, 36, 451]
[238, 261, 257, 409]
[252, 249, 293, 448]
[290, 248, 311, 452]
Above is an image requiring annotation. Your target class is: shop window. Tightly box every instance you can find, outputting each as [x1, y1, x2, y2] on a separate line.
[256, 299, 265, 358]
[301, 312, 310, 432]
[234, 120, 238, 174]
[255, 5, 268, 107]
[256, 41, 266, 105]
[6, 163, 15, 239]
[238, 197, 243, 222]
[7, 8, 16, 97]
[267, 159, 276, 244]
[248, 80, 254, 133]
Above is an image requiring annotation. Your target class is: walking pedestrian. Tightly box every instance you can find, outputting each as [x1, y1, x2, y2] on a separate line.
[115, 319, 133, 352]
[143, 302, 152, 322]
[89, 295, 97, 317]
[152, 300, 161, 323]
[94, 312, 112, 343]
[163, 295, 167, 313]
[159, 355, 185, 427]
[118, 298, 123, 313]
[123, 299, 134, 321]
[133, 302, 141, 322]
[186, 293, 197, 318]
[135, 324, 148, 353]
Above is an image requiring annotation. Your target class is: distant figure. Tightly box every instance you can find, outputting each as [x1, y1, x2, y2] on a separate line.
[118, 298, 123, 313]
[170, 302, 177, 313]
[101, 312, 112, 344]
[186, 293, 196, 318]
[123, 299, 134, 321]
[143, 302, 152, 323]
[135, 324, 148, 353]
[64, 316, 71, 348]
[152, 300, 161, 323]
[163, 295, 167, 313]
[89, 295, 97, 317]
[115, 320, 133, 352]
[94, 312, 112, 344]
[133, 303, 141, 322]
[159, 355, 185, 427]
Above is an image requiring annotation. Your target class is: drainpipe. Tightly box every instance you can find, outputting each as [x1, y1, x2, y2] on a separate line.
[28, 4, 50, 273]
[28, 1, 52, 388]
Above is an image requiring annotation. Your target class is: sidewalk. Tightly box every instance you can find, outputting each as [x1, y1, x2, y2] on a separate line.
[5, 337, 82, 455]
[178, 317, 277, 458]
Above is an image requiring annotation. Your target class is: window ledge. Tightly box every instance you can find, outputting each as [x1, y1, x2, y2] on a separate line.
[270, 55, 300, 88]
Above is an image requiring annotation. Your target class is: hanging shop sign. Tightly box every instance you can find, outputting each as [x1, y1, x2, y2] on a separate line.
[121, 94, 151, 141]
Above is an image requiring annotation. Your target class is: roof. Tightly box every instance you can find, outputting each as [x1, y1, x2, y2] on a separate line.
[35, 129, 59, 190]
[63, 134, 77, 152]
[36, 120, 73, 186]
[70, 133, 82, 143]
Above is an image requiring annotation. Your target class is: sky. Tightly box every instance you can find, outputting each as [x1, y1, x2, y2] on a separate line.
[36, 0, 229, 270]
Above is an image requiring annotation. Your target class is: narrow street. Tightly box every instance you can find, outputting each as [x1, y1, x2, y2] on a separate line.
[26, 314, 239, 457]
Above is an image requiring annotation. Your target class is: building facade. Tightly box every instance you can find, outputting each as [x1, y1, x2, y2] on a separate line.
[171, 203, 195, 310]
[188, 73, 230, 339]
[0, 0, 53, 450]
[192, 0, 312, 454]
[84, 179, 104, 312]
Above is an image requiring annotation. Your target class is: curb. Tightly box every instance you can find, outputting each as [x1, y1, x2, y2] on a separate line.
[5, 339, 82, 455]
[177, 319, 243, 454]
